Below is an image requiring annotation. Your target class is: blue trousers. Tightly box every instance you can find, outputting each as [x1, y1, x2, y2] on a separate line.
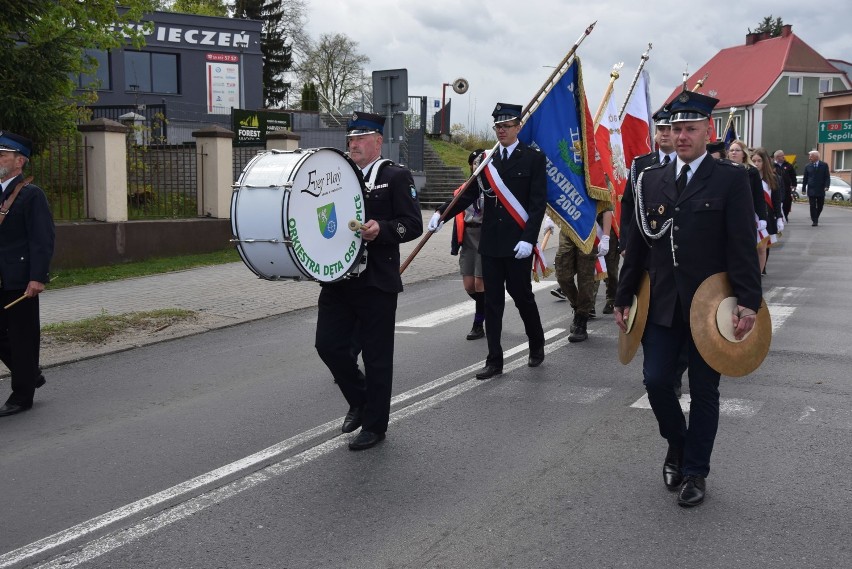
[642, 319, 721, 477]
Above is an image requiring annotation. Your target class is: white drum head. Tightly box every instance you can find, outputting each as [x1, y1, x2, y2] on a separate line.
[284, 149, 365, 282]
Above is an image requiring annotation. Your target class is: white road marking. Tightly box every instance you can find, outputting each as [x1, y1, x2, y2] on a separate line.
[490, 383, 611, 404]
[1, 329, 566, 569]
[630, 393, 762, 417]
[397, 281, 556, 328]
[763, 286, 807, 305]
[767, 305, 796, 333]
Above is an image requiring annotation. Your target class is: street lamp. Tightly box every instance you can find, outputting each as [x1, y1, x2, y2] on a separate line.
[439, 78, 469, 136]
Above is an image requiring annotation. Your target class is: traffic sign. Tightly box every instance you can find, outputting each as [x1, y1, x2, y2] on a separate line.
[818, 119, 852, 143]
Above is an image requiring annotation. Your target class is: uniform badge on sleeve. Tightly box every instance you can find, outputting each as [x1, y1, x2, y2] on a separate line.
[410, 185, 417, 198]
[396, 223, 406, 238]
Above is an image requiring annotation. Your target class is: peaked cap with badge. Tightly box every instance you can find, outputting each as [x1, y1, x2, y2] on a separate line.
[346, 112, 385, 137]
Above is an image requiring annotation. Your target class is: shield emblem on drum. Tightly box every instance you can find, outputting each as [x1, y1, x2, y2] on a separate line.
[317, 203, 338, 239]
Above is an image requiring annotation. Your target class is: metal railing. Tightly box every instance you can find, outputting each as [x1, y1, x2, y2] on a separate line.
[127, 139, 197, 219]
[28, 136, 88, 221]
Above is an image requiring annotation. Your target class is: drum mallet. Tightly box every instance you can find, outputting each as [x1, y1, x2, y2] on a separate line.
[348, 220, 368, 232]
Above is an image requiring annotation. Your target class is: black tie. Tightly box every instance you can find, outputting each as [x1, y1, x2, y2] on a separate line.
[662, 154, 671, 166]
[676, 164, 690, 195]
[502, 148, 509, 162]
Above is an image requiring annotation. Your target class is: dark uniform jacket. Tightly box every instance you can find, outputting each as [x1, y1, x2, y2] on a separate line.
[802, 160, 830, 196]
[0, 174, 55, 290]
[332, 160, 422, 294]
[440, 142, 547, 257]
[620, 150, 661, 250]
[615, 156, 762, 327]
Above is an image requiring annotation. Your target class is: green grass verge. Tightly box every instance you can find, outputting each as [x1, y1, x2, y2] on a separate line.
[427, 139, 473, 171]
[43, 309, 198, 344]
[49, 248, 240, 290]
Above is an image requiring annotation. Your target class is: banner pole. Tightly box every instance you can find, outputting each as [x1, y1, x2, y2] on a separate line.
[400, 21, 597, 275]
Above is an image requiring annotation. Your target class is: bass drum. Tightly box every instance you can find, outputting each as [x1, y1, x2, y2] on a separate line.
[231, 147, 367, 282]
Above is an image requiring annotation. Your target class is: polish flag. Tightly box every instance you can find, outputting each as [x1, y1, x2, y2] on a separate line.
[620, 70, 652, 170]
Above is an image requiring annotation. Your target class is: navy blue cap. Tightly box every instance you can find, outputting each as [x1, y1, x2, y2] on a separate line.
[669, 89, 719, 122]
[492, 103, 522, 124]
[468, 148, 485, 165]
[706, 141, 726, 154]
[0, 131, 32, 158]
[346, 111, 385, 136]
[652, 105, 672, 126]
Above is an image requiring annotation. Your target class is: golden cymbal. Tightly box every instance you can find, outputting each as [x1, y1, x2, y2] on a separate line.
[618, 272, 650, 365]
[689, 272, 772, 377]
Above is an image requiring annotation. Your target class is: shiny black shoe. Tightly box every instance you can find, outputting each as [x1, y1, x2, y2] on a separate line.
[466, 323, 485, 340]
[475, 365, 502, 380]
[341, 406, 362, 433]
[36, 374, 46, 389]
[677, 475, 706, 507]
[663, 445, 684, 491]
[0, 402, 33, 417]
[602, 301, 614, 315]
[348, 430, 385, 451]
[528, 348, 545, 368]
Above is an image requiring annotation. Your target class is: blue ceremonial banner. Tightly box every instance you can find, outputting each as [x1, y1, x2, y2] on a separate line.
[518, 57, 607, 253]
[723, 122, 738, 149]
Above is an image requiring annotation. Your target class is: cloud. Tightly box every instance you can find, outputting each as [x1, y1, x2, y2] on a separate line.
[302, 1, 852, 135]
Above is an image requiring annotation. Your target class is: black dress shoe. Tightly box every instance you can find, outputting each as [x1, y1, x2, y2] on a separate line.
[602, 301, 614, 315]
[0, 402, 33, 417]
[677, 475, 706, 507]
[36, 374, 46, 389]
[528, 348, 544, 367]
[341, 406, 362, 433]
[348, 430, 385, 451]
[466, 323, 485, 340]
[475, 365, 502, 380]
[663, 444, 684, 490]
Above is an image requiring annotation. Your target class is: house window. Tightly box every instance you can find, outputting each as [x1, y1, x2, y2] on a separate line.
[124, 51, 179, 94]
[714, 118, 722, 136]
[788, 76, 802, 95]
[819, 78, 832, 93]
[78, 49, 111, 90]
[833, 149, 852, 171]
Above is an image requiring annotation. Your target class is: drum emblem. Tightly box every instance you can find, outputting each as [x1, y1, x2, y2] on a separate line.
[317, 203, 338, 239]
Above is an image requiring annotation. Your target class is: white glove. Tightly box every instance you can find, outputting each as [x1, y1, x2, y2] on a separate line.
[757, 219, 767, 232]
[542, 214, 556, 234]
[776, 218, 785, 232]
[597, 235, 610, 257]
[428, 212, 444, 232]
[513, 241, 533, 259]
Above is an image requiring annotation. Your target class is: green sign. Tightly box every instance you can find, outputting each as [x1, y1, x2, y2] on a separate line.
[232, 109, 293, 145]
[818, 119, 852, 143]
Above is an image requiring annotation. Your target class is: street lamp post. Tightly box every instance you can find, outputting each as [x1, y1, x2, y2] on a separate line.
[440, 82, 451, 136]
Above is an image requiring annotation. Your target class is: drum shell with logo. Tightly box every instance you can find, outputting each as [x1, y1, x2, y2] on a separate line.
[231, 148, 366, 282]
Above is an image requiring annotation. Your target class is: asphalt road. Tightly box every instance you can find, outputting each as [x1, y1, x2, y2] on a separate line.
[1, 204, 851, 569]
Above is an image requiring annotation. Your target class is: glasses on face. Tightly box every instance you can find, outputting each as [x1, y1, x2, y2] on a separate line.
[492, 123, 519, 132]
[728, 148, 743, 154]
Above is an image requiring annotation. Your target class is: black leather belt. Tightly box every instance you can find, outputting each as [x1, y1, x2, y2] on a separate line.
[465, 222, 482, 228]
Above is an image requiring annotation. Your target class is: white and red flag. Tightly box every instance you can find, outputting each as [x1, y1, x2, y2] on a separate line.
[620, 70, 652, 171]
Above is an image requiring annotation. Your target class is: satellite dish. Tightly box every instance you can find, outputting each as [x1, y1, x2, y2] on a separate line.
[452, 78, 469, 94]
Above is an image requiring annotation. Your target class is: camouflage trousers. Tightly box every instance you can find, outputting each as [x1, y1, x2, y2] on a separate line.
[554, 232, 598, 317]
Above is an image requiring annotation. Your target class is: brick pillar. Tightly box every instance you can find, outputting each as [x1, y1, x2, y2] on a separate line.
[78, 118, 129, 222]
[266, 130, 301, 151]
[192, 125, 235, 219]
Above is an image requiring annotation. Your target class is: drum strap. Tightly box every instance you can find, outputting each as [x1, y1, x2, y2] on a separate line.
[365, 159, 391, 191]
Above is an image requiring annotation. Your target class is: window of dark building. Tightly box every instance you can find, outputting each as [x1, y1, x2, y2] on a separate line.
[78, 49, 111, 90]
[124, 51, 179, 94]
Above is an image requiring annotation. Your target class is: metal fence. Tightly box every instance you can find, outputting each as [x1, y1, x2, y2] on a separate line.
[127, 141, 198, 219]
[28, 136, 88, 221]
[233, 143, 266, 183]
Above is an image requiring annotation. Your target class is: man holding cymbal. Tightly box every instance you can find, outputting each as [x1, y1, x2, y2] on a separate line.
[614, 90, 762, 507]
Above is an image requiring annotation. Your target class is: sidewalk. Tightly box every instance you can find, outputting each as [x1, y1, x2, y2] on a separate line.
[35, 212, 557, 368]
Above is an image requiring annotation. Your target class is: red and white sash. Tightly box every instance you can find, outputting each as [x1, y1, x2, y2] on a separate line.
[483, 161, 550, 280]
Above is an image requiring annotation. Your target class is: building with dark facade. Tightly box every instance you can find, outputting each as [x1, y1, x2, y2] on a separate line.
[76, 11, 263, 143]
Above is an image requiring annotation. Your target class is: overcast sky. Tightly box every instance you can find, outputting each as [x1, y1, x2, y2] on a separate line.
[302, 0, 851, 135]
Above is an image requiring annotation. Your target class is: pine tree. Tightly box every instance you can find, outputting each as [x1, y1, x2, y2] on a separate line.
[234, 0, 304, 108]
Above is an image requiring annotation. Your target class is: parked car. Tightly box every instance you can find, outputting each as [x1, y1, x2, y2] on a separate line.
[794, 175, 851, 201]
